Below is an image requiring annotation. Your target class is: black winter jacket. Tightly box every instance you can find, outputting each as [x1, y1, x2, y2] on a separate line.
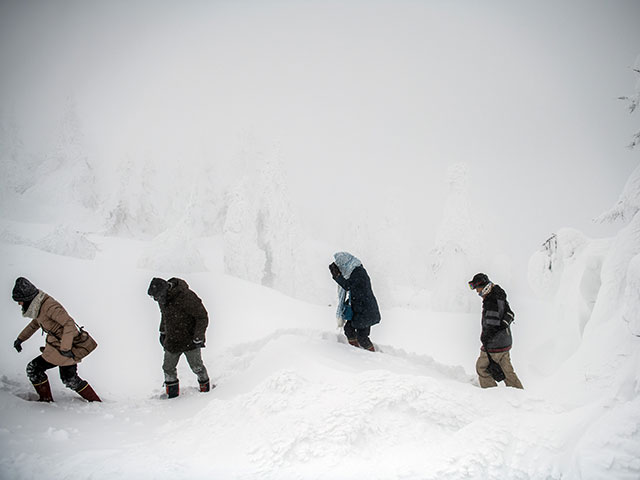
[333, 266, 381, 329]
[480, 284, 514, 353]
[157, 278, 209, 353]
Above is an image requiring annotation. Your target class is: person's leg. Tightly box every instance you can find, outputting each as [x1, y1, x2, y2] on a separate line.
[26, 355, 55, 384]
[59, 364, 101, 401]
[343, 321, 359, 347]
[26, 355, 55, 401]
[184, 348, 211, 392]
[162, 350, 181, 398]
[59, 364, 83, 391]
[475, 350, 498, 388]
[162, 350, 181, 383]
[494, 351, 524, 389]
[355, 327, 375, 352]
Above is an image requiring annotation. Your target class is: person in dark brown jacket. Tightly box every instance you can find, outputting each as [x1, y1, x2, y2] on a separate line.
[468, 273, 523, 389]
[148, 277, 211, 398]
[11, 277, 101, 402]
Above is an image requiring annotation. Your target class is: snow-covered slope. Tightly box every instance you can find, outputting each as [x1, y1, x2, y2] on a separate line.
[0, 222, 638, 479]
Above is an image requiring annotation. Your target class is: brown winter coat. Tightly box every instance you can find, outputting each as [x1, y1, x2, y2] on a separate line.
[18, 294, 82, 366]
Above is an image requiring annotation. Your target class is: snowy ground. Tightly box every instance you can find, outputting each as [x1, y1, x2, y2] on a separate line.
[0, 223, 639, 480]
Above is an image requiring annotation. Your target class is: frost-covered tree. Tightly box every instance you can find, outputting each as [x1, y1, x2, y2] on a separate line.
[0, 108, 24, 195]
[591, 58, 640, 336]
[184, 163, 227, 237]
[428, 163, 485, 312]
[254, 153, 300, 296]
[617, 56, 640, 149]
[47, 96, 98, 209]
[529, 57, 640, 351]
[344, 194, 425, 308]
[105, 154, 162, 237]
[222, 140, 302, 298]
[0, 106, 41, 200]
[223, 179, 267, 284]
[1, 97, 98, 222]
[601, 59, 640, 224]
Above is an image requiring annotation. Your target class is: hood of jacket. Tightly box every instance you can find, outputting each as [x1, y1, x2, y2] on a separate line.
[167, 278, 189, 299]
[333, 252, 362, 280]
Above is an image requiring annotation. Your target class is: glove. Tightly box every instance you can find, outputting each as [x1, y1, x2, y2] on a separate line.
[13, 339, 22, 353]
[329, 262, 341, 278]
[159, 333, 166, 347]
[60, 350, 75, 359]
[193, 339, 205, 348]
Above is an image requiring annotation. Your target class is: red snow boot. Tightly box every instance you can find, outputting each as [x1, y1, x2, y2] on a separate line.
[33, 379, 54, 402]
[76, 382, 101, 402]
[199, 380, 211, 392]
[347, 338, 360, 348]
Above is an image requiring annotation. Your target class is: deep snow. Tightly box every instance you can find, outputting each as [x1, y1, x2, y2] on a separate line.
[1, 5, 639, 477]
[0, 221, 638, 480]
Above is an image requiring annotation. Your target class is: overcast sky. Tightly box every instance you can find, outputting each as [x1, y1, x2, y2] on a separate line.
[1, 0, 639, 278]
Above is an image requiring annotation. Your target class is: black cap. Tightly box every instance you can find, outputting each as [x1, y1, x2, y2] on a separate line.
[12, 277, 39, 303]
[468, 273, 490, 290]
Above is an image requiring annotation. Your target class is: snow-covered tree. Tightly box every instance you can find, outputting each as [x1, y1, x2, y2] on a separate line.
[0, 106, 42, 200]
[428, 163, 485, 312]
[618, 56, 640, 149]
[254, 152, 300, 296]
[47, 96, 98, 209]
[592, 58, 640, 335]
[222, 139, 303, 299]
[529, 57, 640, 358]
[105, 154, 162, 238]
[223, 179, 267, 284]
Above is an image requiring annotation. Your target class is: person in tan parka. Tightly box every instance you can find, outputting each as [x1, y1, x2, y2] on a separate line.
[12, 277, 101, 402]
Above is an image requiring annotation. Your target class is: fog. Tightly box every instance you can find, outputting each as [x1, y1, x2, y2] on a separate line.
[1, 0, 639, 289]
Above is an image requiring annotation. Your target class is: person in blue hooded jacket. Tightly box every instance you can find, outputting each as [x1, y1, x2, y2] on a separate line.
[329, 252, 381, 351]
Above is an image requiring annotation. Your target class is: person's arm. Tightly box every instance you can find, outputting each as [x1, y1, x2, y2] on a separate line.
[330, 263, 359, 291]
[333, 273, 354, 291]
[189, 294, 209, 346]
[17, 319, 40, 343]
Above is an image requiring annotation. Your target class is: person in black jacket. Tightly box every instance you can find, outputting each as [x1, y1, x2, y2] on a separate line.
[329, 252, 381, 352]
[469, 273, 523, 389]
[148, 277, 211, 398]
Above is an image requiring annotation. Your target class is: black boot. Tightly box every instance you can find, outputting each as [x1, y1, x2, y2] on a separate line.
[358, 336, 375, 352]
[199, 379, 210, 393]
[165, 380, 179, 399]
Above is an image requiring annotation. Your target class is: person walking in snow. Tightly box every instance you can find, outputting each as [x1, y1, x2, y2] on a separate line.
[11, 277, 101, 402]
[468, 273, 523, 389]
[329, 252, 381, 352]
[147, 277, 211, 398]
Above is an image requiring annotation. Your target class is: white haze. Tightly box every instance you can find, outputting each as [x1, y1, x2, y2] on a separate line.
[1, 0, 639, 292]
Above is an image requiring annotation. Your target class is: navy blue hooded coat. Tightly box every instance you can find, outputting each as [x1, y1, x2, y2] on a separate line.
[333, 265, 381, 329]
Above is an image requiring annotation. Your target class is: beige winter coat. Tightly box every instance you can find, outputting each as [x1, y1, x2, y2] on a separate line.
[18, 293, 80, 366]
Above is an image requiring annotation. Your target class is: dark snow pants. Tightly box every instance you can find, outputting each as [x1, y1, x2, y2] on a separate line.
[162, 348, 209, 384]
[26, 355, 85, 391]
[343, 321, 374, 350]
